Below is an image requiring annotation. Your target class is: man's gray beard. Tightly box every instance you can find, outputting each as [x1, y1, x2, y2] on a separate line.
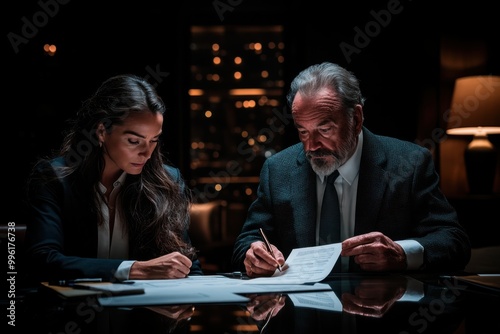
[310, 158, 338, 179]
[308, 132, 357, 178]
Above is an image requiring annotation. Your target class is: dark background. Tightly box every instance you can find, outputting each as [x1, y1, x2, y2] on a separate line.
[4, 0, 499, 230]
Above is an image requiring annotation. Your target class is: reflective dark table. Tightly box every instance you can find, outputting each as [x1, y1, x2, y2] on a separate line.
[9, 273, 500, 334]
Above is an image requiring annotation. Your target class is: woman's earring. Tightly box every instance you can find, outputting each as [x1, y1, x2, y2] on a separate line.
[99, 141, 103, 148]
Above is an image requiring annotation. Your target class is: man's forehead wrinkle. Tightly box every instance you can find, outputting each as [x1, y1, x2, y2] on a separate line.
[292, 94, 342, 118]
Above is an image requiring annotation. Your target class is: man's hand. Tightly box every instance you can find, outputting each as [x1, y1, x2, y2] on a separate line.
[244, 241, 285, 278]
[341, 231, 407, 271]
[246, 293, 285, 321]
[342, 277, 406, 317]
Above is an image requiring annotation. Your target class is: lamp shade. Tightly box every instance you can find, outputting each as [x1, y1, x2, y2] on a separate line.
[446, 75, 500, 194]
[446, 75, 500, 135]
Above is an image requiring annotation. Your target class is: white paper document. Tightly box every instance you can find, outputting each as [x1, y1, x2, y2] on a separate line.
[247, 243, 341, 284]
[97, 276, 331, 307]
[97, 243, 340, 307]
[288, 291, 342, 312]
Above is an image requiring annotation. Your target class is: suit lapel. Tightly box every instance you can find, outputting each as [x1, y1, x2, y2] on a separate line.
[291, 149, 317, 246]
[355, 129, 388, 235]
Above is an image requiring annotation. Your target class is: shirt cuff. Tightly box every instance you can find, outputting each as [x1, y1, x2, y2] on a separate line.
[395, 240, 424, 270]
[115, 260, 135, 280]
[398, 277, 424, 302]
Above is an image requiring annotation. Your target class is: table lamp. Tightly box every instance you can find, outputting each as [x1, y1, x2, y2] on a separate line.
[446, 75, 500, 194]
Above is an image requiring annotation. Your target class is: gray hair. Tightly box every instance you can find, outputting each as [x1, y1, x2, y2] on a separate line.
[286, 62, 365, 115]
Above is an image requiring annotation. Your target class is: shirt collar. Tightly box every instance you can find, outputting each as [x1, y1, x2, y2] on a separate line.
[98, 171, 127, 194]
[338, 131, 363, 186]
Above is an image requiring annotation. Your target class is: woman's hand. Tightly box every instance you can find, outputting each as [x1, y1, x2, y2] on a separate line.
[145, 305, 195, 320]
[129, 252, 193, 279]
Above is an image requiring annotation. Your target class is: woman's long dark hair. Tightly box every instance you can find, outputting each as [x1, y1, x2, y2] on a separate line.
[33, 74, 196, 260]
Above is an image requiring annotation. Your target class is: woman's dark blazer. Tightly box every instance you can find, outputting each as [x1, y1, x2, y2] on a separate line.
[24, 157, 202, 281]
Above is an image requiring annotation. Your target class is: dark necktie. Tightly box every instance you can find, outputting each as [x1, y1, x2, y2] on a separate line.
[319, 170, 341, 273]
[319, 170, 340, 246]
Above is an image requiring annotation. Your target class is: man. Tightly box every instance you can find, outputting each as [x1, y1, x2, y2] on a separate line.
[231, 62, 470, 277]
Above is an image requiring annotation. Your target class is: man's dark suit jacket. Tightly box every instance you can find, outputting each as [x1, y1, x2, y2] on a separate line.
[24, 157, 202, 282]
[232, 127, 471, 272]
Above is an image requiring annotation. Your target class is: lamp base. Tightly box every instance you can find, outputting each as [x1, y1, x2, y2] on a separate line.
[464, 144, 497, 195]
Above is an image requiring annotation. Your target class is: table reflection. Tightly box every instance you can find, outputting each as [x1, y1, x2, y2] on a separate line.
[341, 274, 410, 318]
[248, 274, 464, 334]
[14, 274, 500, 334]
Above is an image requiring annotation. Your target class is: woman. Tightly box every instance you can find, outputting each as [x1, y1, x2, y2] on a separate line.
[24, 74, 202, 282]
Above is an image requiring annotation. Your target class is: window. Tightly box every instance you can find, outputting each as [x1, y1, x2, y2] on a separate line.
[189, 25, 286, 207]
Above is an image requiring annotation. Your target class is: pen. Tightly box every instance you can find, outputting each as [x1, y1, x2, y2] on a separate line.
[49, 278, 103, 286]
[217, 271, 247, 279]
[259, 228, 282, 272]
